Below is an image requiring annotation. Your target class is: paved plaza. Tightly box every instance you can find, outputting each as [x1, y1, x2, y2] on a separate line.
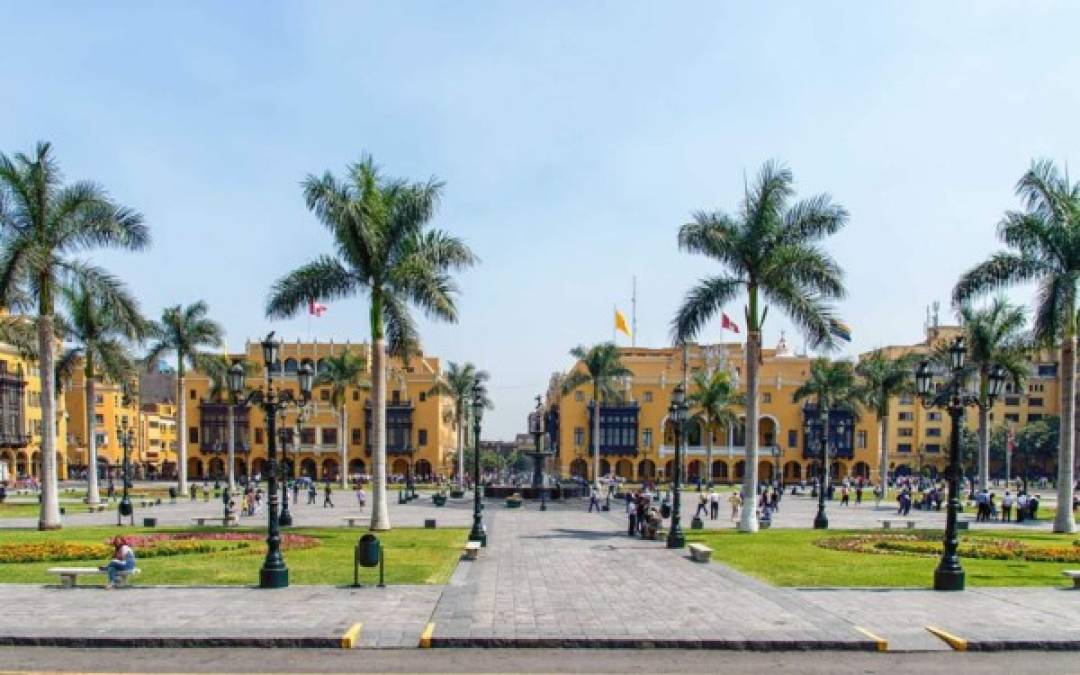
[0, 487, 1077, 651]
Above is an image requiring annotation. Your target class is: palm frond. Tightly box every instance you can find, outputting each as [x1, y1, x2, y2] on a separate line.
[670, 275, 742, 344]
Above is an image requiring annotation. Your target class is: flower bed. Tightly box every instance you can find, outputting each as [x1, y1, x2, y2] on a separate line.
[0, 532, 321, 564]
[817, 533, 1080, 563]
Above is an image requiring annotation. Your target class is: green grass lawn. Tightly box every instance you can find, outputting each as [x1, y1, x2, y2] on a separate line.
[0, 526, 467, 585]
[687, 528, 1078, 588]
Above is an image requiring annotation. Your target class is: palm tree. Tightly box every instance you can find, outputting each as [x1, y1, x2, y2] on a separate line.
[429, 361, 488, 487]
[560, 343, 631, 492]
[672, 161, 847, 532]
[144, 302, 224, 495]
[266, 156, 477, 531]
[61, 281, 146, 505]
[947, 300, 1029, 492]
[856, 350, 916, 497]
[687, 370, 743, 487]
[204, 354, 256, 490]
[953, 159, 1080, 534]
[793, 359, 865, 491]
[315, 352, 370, 489]
[0, 141, 148, 529]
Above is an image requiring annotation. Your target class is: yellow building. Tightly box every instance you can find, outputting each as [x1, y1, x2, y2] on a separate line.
[0, 341, 70, 482]
[547, 322, 1065, 485]
[64, 368, 141, 480]
[139, 402, 178, 478]
[180, 339, 457, 483]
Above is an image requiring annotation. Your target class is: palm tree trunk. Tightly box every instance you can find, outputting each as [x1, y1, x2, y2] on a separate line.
[977, 403, 990, 493]
[37, 311, 62, 530]
[457, 408, 465, 488]
[177, 363, 188, 495]
[704, 413, 713, 487]
[85, 365, 100, 506]
[369, 296, 391, 531]
[878, 413, 889, 500]
[227, 404, 236, 491]
[340, 405, 348, 490]
[740, 327, 761, 532]
[592, 383, 601, 493]
[1055, 331, 1077, 533]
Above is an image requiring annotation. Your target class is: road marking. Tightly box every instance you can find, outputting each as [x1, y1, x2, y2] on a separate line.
[341, 622, 363, 649]
[420, 622, 435, 648]
[926, 625, 968, 651]
[854, 626, 888, 652]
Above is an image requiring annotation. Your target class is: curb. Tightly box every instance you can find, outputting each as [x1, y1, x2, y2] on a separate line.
[0, 636, 342, 649]
[427, 637, 881, 651]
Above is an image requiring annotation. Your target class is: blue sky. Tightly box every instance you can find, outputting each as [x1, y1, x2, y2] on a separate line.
[3, 1, 1079, 438]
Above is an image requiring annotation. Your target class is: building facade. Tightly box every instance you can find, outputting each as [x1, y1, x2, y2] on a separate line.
[0, 341, 70, 482]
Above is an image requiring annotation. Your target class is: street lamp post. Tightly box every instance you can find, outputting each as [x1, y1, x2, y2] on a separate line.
[806, 404, 830, 530]
[666, 383, 688, 549]
[228, 333, 313, 589]
[277, 415, 293, 527]
[117, 398, 135, 527]
[468, 378, 487, 546]
[915, 337, 1006, 591]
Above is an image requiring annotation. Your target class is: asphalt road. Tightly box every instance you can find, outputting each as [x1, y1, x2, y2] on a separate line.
[1, 648, 1077, 674]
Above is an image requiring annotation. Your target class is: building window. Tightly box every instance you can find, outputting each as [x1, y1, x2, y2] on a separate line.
[419, 392, 426, 402]
[762, 392, 772, 404]
[254, 428, 263, 444]
[898, 427, 914, 437]
[897, 443, 913, 453]
[856, 430, 867, 449]
[94, 432, 107, 446]
[1005, 413, 1020, 423]
[1029, 397, 1043, 407]
[926, 427, 941, 437]
[898, 394, 914, 405]
[1004, 396, 1020, 407]
[925, 443, 941, 453]
[391, 390, 401, 404]
[190, 389, 197, 400]
[322, 428, 337, 445]
[643, 428, 653, 447]
[1027, 414, 1043, 422]
[1037, 363, 1057, 377]
[643, 391, 653, 403]
[418, 429, 428, 446]
[95, 393, 103, 404]
[352, 428, 362, 445]
[94, 414, 104, 425]
[189, 427, 199, 444]
[897, 411, 914, 422]
[574, 427, 584, 446]
[320, 389, 330, 401]
[301, 427, 316, 445]
[574, 391, 584, 402]
[927, 411, 942, 421]
[788, 429, 798, 448]
[353, 390, 360, 401]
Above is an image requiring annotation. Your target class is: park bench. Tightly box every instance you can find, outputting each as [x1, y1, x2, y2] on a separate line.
[878, 518, 919, 529]
[1063, 570, 1080, 589]
[688, 543, 713, 563]
[342, 517, 365, 528]
[463, 541, 481, 560]
[47, 567, 141, 588]
[86, 504, 107, 513]
[189, 516, 237, 527]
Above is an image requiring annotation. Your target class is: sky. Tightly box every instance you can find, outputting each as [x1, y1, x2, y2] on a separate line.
[3, 1, 1079, 439]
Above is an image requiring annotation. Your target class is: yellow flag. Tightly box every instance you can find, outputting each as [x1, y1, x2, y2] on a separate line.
[615, 308, 631, 337]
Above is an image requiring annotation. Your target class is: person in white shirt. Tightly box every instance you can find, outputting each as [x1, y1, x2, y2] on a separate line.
[1002, 491, 1014, 522]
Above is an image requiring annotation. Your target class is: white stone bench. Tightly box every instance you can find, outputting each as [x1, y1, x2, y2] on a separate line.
[342, 517, 364, 528]
[189, 516, 237, 527]
[47, 567, 141, 588]
[86, 504, 107, 513]
[463, 541, 482, 560]
[1063, 570, 1080, 589]
[688, 543, 713, 563]
[879, 518, 919, 529]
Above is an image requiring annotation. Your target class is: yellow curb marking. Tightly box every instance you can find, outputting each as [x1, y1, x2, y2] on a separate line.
[341, 622, 363, 649]
[420, 622, 435, 648]
[926, 625, 968, 651]
[855, 626, 888, 652]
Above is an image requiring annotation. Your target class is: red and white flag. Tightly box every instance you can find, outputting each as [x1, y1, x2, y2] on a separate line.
[721, 312, 740, 334]
[308, 299, 328, 317]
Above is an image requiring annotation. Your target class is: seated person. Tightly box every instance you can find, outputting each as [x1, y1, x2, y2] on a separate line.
[100, 536, 136, 589]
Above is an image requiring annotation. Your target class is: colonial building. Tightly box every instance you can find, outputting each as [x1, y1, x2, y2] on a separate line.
[546, 321, 1065, 484]
[0, 341, 70, 482]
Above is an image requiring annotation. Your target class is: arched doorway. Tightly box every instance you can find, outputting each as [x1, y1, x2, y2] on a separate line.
[830, 461, 847, 479]
[637, 459, 656, 480]
[570, 458, 588, 478]
[415, 459, 433, 480]
[712, 460, 728, 480]
[852, 461, 870, 478]
[321, 458, 339, 481]
[784, 461, 802, 481]
[758, 417, 778, 448]
[16, 452, 28, 478]
[187, 458, 203, 480]
[391, 458, 409, 476]
[894, 464, 912, 477]
[734, 460, 745, 480]
[348, 458, 366, 476]
[599, 459, 611, 477]
[252, 457, 266, 477]
[300, 458, 317, 478]
[663, 460, 673, 479]
[209, 457, 225, 478]
[758, 460, 774, 482]
[234, 458, 247, 478]
[615, 459, 633, 479]
[685, 419, 703, 447]
[687, 459, 702, 480]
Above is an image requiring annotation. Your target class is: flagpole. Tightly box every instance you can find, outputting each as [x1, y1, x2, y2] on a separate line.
[631, 276, 637, 348]
[612, 304, 617, 343]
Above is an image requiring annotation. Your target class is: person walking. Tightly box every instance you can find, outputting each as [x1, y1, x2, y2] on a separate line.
[694, 493, 708, 519]
[292, 480, 300, 505]
[307, 481, 317, 505]
[728, 491, 743, 521]
[708, 490, 719, 520]
[588, 487, 601, 513]
[323, 483, 334, 508]
[355, 485, 366, 509]
[855, 484, 863, 507]
[840, 486, 850, 507]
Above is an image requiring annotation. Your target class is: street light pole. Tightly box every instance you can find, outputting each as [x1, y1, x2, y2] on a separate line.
[468, 378, 487, 546]
[277, 417, 293, 527]
[813, 405, 829, 530]
[229, 333, 313, 589]
[667, 383, 687, 549]
[118, 384, 135, 527]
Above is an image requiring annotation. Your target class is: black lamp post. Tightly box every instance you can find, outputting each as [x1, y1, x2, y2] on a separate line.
[117, 393, 135, 527]
[468, 379, 487, 546]
[277, 417, 293, 527]
[228, 333, 313, 589]
[666, 383, 688, 549]
[805, 405, 830, 530]
[915, 336, 1006, 591]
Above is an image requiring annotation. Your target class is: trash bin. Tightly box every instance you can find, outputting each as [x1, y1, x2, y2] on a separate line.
[424, 519, 437, 529]
[357, 534, 381, 567]
[143, 517, 157, 527]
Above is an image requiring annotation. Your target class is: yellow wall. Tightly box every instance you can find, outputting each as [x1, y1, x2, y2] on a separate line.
[0, 343, 69, 481]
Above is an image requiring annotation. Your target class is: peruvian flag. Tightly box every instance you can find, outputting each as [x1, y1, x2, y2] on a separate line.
[722, 312, 740, 334]
[308, 299, 328, 317]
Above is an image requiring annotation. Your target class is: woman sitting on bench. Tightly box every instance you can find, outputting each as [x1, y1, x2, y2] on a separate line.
[100, 536, 136, 589]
